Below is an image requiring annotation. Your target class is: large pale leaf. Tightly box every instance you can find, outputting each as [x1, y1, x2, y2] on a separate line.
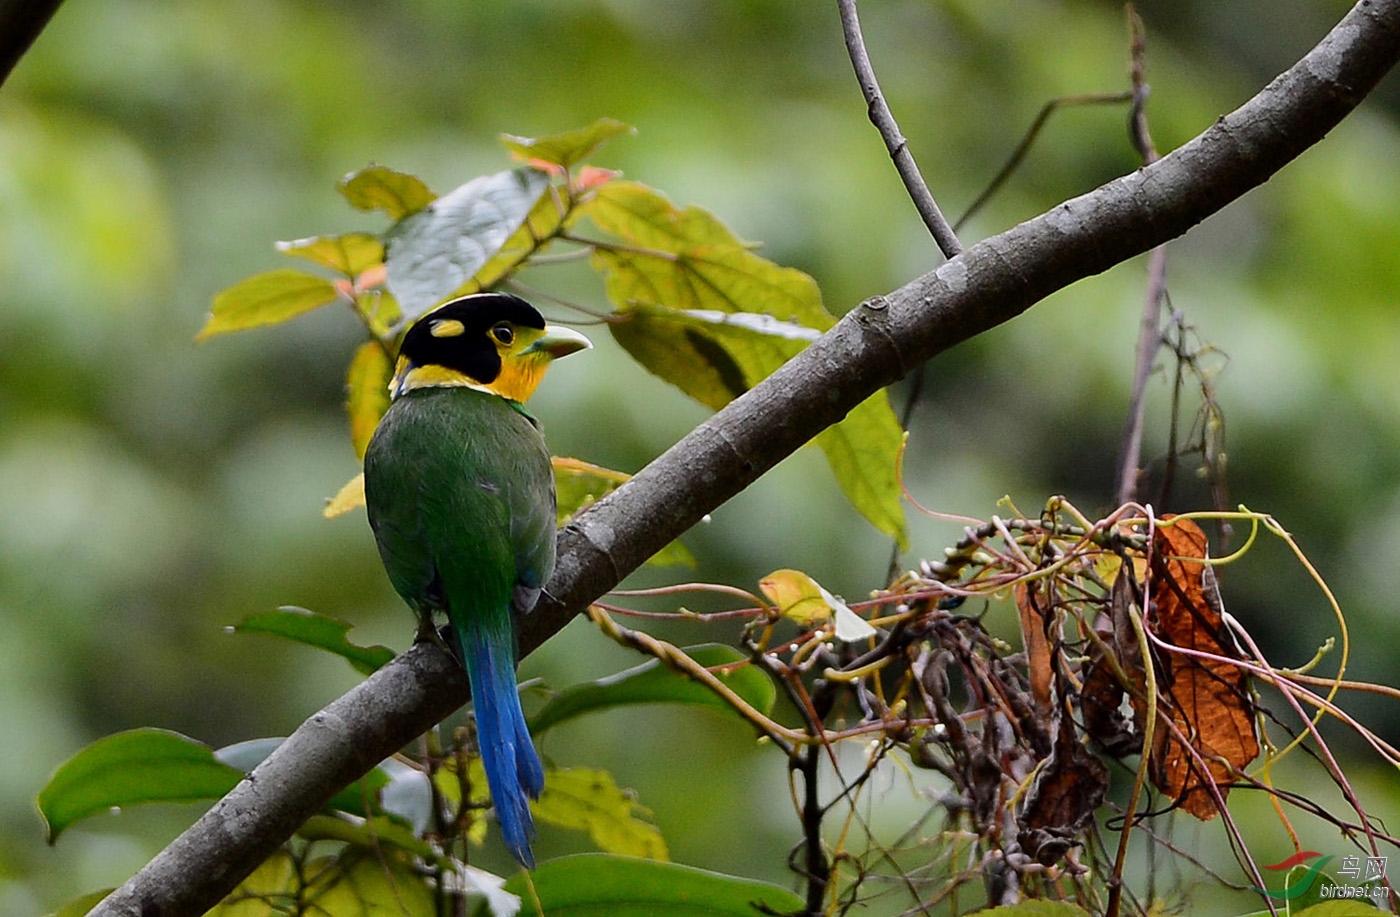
[452, 183, 576, 298]
[501, 118, 634, 169]
[385, 167, 550, 322]
[39, 729, 242, 842]
[275, 232, 384, 277]
[197, 269, 339, 340]
[533, 767, 668, 860]
[346, 341, 393, 460]
[529, 644, 774, 735]
[500, 854, 805, 917]
[338, 164, 437, 220]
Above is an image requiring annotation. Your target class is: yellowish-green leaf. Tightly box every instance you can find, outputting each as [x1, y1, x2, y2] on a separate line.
[552, 457, 694, 567]
[759, 570, 876, 642]
[275, 232, 384, 277]
[324, 472, 365, 519]
[430, 754, 491, 847]
[608, 303, 754, 410]
[198, 269, 339, 341]
[303, 849, 435, 917]
[585, 180, 834, 329]
[609, 302, 816, 409]
[338, 165, 437, 220]
[207, 849, 298, 916]
[815, 392, 908, 549]
[534, 767, 668, 860]
[759, 569, 830, 627]
[501, 118, 635, 168]
[347, 342, 393, 460]
[586, 181, 907, 546]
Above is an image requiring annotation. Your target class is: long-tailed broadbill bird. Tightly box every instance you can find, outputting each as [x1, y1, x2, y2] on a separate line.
[364, 292, 591, 867]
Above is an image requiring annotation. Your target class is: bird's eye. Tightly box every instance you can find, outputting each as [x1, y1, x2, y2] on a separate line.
[490, 323, 515, 346]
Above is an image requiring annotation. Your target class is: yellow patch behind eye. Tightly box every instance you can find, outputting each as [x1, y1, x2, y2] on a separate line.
[429, 319, 466, 338]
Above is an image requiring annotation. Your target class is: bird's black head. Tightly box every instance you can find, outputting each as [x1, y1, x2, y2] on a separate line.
[391, 292, 591, 402]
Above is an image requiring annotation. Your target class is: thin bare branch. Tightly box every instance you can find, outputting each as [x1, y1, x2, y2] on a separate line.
[837, 0, 962, 258]
[1117, 6, 1171, 506]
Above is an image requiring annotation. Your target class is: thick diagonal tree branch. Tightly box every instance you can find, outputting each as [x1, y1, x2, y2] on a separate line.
[95, 2, 1400, 914]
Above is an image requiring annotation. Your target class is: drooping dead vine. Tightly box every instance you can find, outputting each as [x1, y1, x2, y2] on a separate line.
[594, 499, 1400, 914]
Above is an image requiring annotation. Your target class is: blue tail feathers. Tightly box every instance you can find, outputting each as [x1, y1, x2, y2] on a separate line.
[458, 621, 545, 868]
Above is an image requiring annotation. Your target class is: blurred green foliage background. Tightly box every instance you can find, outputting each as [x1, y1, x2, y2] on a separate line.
[2, 0, 1399, 913]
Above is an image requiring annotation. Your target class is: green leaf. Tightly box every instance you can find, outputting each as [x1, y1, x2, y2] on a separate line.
[552, 457, 693, 567]
[38, 728, 243, 842]
[814, 392, 909, 549]
[346, 341, 393, 461]
[197, 269, 340, 340]
[338, 164, 437, 220]
[384, 166, 551, 322]
[230, 606, 396, 675]
[530, 644, 774, 735]
[501, 854, 805, 917]
[501, 118, 635, 168]
[534, 767, 668, 860]
[214, 737, 391, 818]
[275, 232, 384, 277]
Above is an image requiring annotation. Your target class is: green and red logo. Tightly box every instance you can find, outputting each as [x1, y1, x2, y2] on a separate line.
[1251, 850, 1331, 900]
